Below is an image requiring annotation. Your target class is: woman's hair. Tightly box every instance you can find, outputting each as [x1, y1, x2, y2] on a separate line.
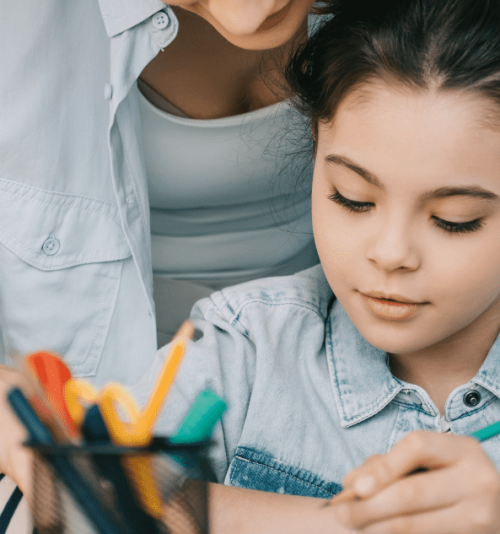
[287, 0, 500, 144]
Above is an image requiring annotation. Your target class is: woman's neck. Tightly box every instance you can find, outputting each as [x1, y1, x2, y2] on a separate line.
[139, 6, 308, 119]
[389, 303, 500, 414]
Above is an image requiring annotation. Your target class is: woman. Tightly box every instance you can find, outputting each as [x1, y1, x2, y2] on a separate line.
[0, 0, 321, 386]
[0, 0, 323, 530]
[138, 3, 323, 345]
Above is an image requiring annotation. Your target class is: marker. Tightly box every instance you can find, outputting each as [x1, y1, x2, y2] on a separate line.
[471, 420, 500, 442]
[171, 390, 227, 444]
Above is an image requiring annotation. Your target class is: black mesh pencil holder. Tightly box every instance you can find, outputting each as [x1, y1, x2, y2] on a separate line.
[27, 438, 214, 534]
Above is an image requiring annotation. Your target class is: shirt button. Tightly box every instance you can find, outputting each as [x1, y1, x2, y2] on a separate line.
[152, 11, 170, 30]
[104, 83, 113, 100]
[42, 237, 60, 256]
[463, 390, 481, 407]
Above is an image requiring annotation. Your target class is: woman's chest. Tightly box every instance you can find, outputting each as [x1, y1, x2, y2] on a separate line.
[139, 8, 286, 119]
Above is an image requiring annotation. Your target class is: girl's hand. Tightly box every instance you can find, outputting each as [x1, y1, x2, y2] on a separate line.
[0, 365, 32, 501]
[332, 431, 500, 534]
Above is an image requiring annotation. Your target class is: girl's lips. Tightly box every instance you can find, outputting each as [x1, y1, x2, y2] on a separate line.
[362, 294, 427, 321]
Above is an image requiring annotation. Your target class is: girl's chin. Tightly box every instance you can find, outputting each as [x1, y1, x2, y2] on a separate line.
[355, 322, 431, 355]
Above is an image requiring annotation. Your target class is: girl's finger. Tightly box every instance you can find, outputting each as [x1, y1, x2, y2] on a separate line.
[359, 498, 500, 534]
[342, 454, 383, 491]
[334, 466, 461, 529]
[343, 431, 479, 497]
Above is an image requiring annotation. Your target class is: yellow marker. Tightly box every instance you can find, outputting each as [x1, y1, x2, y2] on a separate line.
[64, 379, 99, 427]
[63, 321, 194, 516]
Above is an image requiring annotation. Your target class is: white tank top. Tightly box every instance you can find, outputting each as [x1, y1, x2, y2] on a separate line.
[139, 17, 321, 281]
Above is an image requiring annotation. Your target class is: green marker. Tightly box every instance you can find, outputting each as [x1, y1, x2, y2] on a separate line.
[171, 389, 227, 443]
[471, 420, 500, 442]
[156, 390, 226, 501]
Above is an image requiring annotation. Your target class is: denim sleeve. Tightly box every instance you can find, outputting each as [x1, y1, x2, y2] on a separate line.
[129, 295, 256, 484]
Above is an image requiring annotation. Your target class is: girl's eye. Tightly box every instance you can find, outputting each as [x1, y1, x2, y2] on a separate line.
[328, 189, 485, 234]
[432, 217, 484, 234]
[328, 189, 373, 212]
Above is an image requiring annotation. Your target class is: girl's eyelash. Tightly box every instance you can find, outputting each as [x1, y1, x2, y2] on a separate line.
[432, 217, 484, 234]
[327, 189, 372, 212]
[328, 188, 485, 234]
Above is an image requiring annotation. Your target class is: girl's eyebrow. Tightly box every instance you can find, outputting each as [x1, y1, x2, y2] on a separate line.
[419, 187, 499, 202]
[325, 155, 382, 188]
[325, 154, 500, 202]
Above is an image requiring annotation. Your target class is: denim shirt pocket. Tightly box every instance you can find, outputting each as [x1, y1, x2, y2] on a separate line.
[228, 446, 342, 499]
[0, 178, 131, 377]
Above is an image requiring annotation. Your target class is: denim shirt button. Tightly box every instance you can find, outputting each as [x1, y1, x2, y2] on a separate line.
[463, 390, 481, 407]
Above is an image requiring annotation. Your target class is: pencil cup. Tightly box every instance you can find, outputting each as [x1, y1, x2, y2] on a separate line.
[27, 439, 212, 534]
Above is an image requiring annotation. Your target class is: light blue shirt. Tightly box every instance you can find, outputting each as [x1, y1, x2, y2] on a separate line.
[131, 265, 500, 496]
[0, 0, 180, 386]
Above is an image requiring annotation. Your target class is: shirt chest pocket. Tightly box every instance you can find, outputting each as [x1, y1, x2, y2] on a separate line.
[227, 447, 342, 499]
[0, 179, 131, 377]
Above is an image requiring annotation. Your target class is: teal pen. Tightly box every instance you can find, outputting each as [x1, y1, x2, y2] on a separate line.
[471, 420, 500, 442]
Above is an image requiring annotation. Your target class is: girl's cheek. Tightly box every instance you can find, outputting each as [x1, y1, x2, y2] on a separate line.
[313, 209, 354, 267]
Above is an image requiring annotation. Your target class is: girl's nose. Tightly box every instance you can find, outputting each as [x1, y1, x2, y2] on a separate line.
[207, 0, 286, 35]
[366, 216, 420, 273]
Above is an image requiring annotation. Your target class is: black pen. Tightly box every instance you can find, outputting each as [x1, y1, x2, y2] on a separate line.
[81, 403, 160, 534]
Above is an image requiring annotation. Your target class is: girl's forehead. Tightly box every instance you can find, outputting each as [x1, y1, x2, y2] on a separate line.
[330, 82, 493, 137]
[317, 82, 500, 192]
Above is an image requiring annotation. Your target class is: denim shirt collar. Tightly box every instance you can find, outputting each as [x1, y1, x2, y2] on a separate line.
[326, 298, 500, 428]
[98, 0, 167, 37]
[326, 300, 402, 427]
[473, 332, 500, 399]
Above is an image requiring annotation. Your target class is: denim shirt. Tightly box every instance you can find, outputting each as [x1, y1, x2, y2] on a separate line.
[0, 0, 178, 385]
[131, 264, 500, 497]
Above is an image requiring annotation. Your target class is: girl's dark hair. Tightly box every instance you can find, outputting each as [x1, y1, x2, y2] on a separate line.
[287, 0, 500, 143]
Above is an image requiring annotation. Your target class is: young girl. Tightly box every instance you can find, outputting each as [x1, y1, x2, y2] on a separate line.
[131, 0, 500, 531]
[127, 1, 500, 532]
[6, 0, 500, 532]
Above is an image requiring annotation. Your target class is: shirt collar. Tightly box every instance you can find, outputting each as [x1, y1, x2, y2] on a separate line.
[326, 298, 500, 427]
[473, 332, 500, 399]
[326, 300, 412, 428]
[98, 0, 167, 37]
